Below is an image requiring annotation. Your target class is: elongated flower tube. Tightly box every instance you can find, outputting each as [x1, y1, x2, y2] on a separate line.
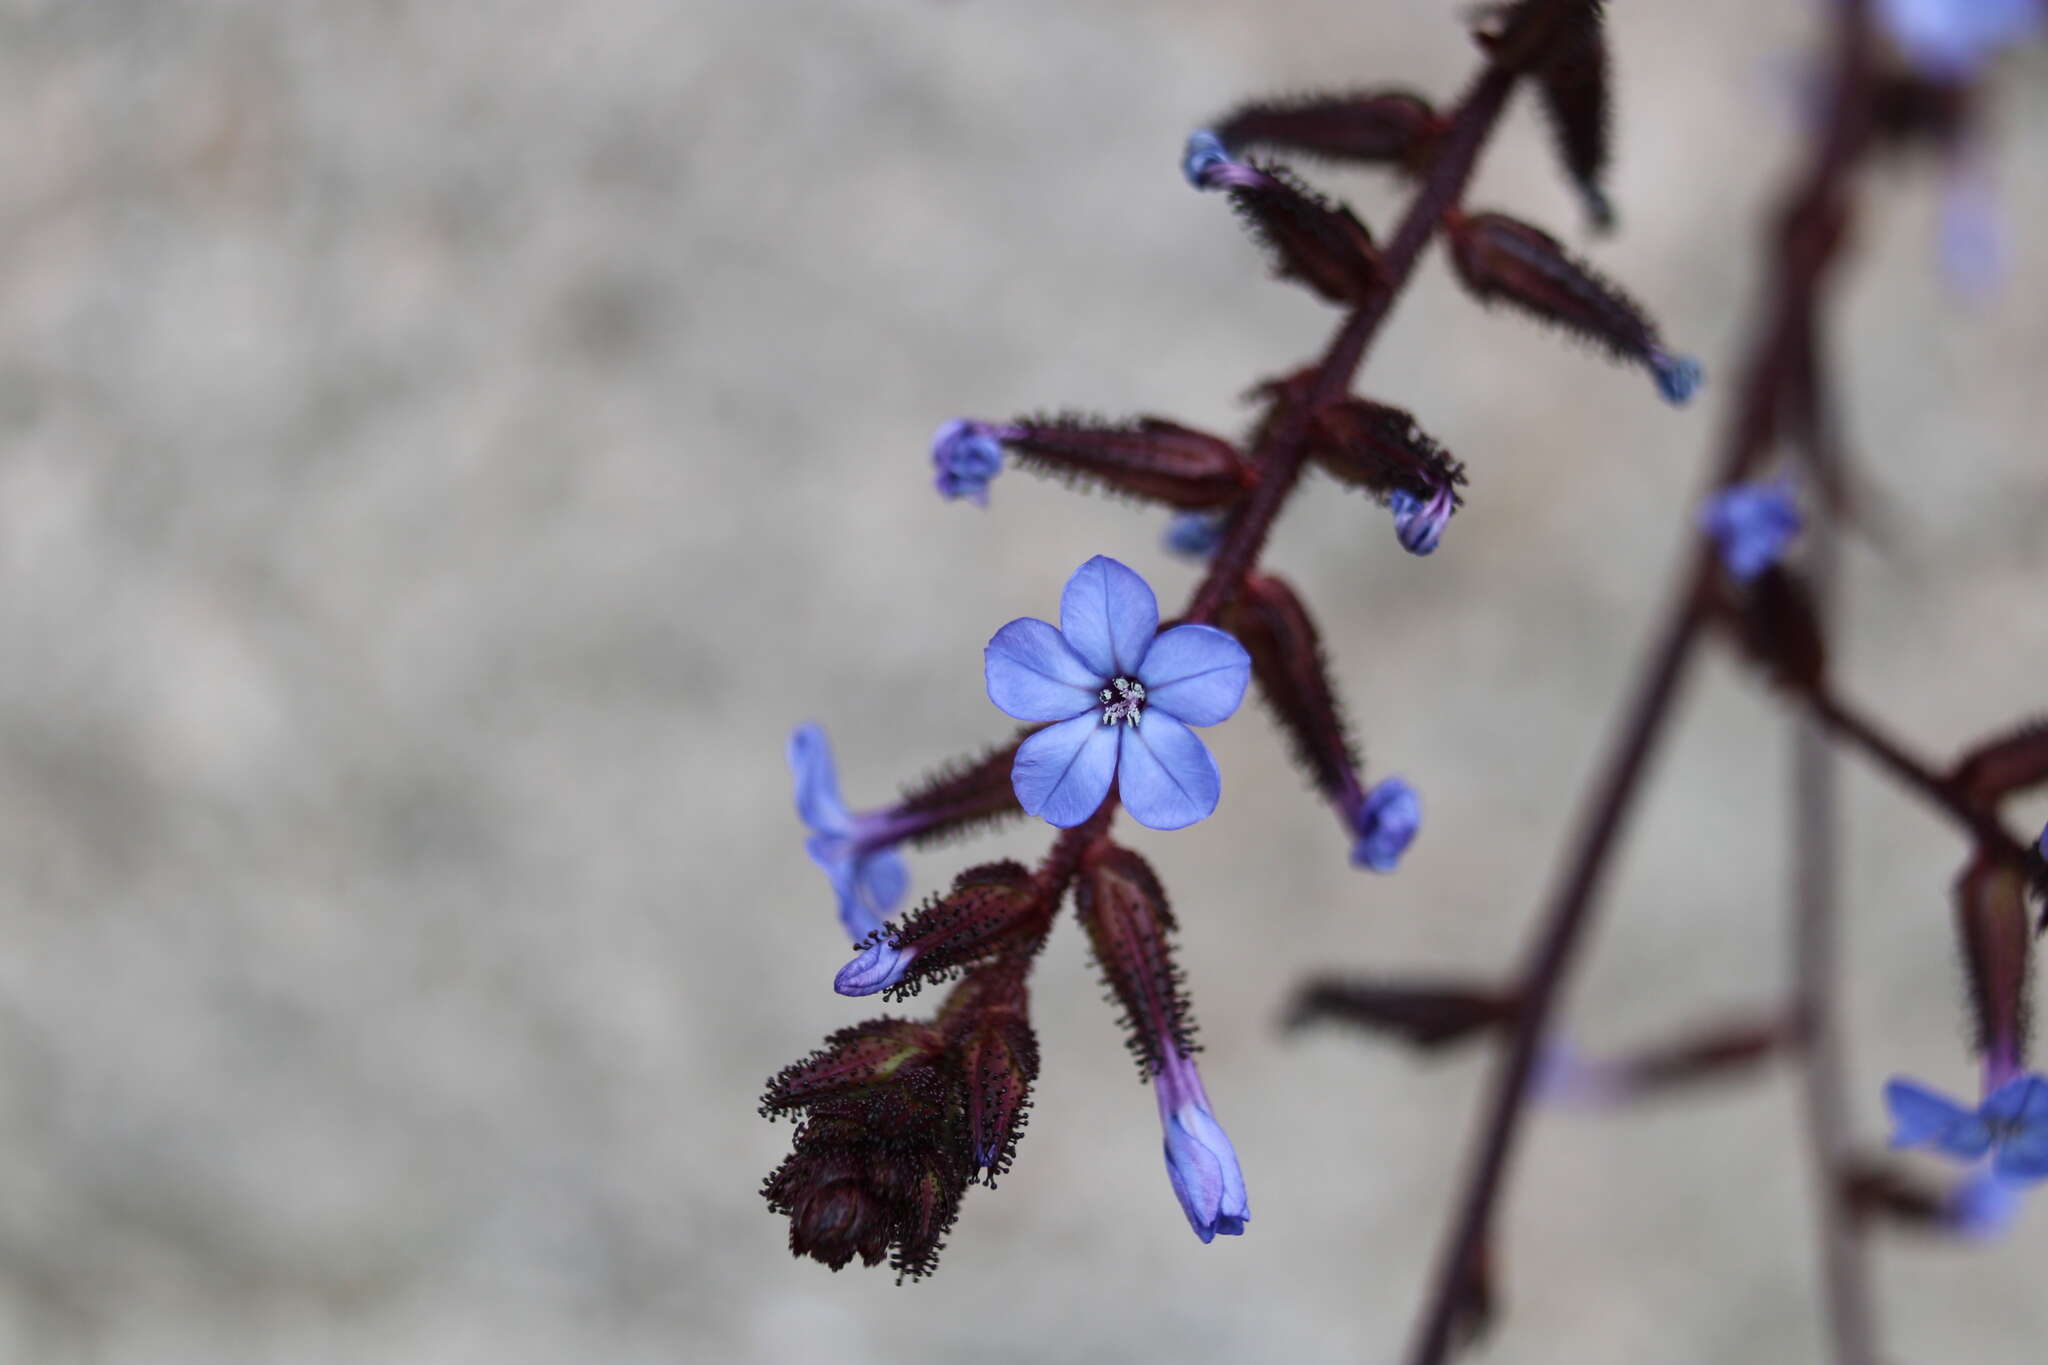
[1445, 209, 1701, 404]
[1210, 89, 1443, 172]
[952, 415, 1254, 510]
[832, 861, 1046, 999]
[1223, 574, 1422, 870]
[1954, 854, 2032, 1090]
[1182, 132, 1383, 306]
[788, 725, 1024, 941]
[1155, 1046, 1250, 1243]
[985, 556, 1250, 830]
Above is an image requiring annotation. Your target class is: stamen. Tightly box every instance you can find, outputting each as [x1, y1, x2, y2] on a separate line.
[1101, 676, 1147, 727]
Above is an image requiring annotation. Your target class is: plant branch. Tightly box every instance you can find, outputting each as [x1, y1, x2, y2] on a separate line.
[1403, 5, 1878, 1362]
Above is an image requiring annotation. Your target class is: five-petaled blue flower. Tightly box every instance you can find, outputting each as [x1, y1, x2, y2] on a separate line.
[985, 556, 1251, 830]
[1885, 1072, 2048, 1183]
[788, 724, 912, 942]
[1155, 1046, 1250, 1243]
[1699, 479, 1802, 581]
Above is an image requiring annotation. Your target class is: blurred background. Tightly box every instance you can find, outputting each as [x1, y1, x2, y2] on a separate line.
[0, 1, 2044, 1361]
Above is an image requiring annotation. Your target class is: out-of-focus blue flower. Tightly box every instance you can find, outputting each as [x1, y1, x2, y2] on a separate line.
[931, 420, 1006, 505]
[2037, 821, 2047, 858]
[832, 938, 919, 997]
[1343, 777, 1421, 873]
[985, 556, 1251, 830]
[1154, 1047, 1249, 1242]
[1940, 160, 2006, 298]
[1163, 509, 1228, 561]
[1877, 0, 2043, 79]
[1389, 487, 1454, 556]
[788, 724, 913, 942]
[1699, 480, 1803, 581]
[1885, 1072, 2048, 1183]
[1946, 1163, 2025, 1239]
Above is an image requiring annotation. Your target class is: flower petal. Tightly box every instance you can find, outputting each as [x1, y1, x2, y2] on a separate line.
[1059, 555, 1158, 677]
[1885, 1077, 1994, 1161]
[855, 848, 909, 931]
[788, 723, 850, 834]
[1994, 1129, 2048, 1184]
[1982, 1073, 2048, 1126]
[1138, 624, 1250, 727]
[1117, 712, 1221, 830]
[985, 617, 1102, 721]
[1011, 712, 1119, 828]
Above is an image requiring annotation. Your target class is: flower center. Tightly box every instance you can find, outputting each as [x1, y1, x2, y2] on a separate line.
[1099, 676, 1145, 727]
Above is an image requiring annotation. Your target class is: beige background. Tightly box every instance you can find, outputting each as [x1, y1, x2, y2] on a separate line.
[0, 1, 2044, 1361]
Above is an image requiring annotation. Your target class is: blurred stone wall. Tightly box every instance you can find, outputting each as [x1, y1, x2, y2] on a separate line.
[0, 1, 2043, 1361]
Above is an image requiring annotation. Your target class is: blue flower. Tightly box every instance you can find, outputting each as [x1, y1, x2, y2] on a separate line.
[1344, 777, 1421, 872]
[1389, 487, 1453, 556]
[1154, 1047, 1249, 1242]
[1885, 1072, 2048, 1183]
[1163, 510, 1228, 562]
[931, 420, 1006, 505]
[1877, 0, 2042, 79]
[1699, 479, 1802, 581]
[788, 724, 913, 942]
[985, 556, 1251, 830]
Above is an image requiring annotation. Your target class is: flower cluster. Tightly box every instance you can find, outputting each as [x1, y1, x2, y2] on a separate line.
[763, 0, 1724, 1285]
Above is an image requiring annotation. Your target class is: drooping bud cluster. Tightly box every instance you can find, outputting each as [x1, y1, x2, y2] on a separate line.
[1076, 840, 1196, 1074]
[759, 1018, 972, 1279]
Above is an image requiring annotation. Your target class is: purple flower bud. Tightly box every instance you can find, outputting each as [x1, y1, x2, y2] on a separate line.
[931, 420, 1006, 505]
[1388, 487, 1453, 556]
[1164, 509, 1228, 561]
[1345, 776, 1421, 873]
[1877, 0, 2043, 80]
[1182, 129, 1231, 189]
[1154, 1048, 1249, 1242]
[833, 938, 920, 996]
[1699, 479, 1802, 582]
[1649, 350, 1704, 406]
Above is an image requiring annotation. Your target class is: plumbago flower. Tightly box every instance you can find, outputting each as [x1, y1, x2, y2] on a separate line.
[789, 725, 911, 941]
[985, 556, 1251, 830]
[1885, 1072, 2048, 1183]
